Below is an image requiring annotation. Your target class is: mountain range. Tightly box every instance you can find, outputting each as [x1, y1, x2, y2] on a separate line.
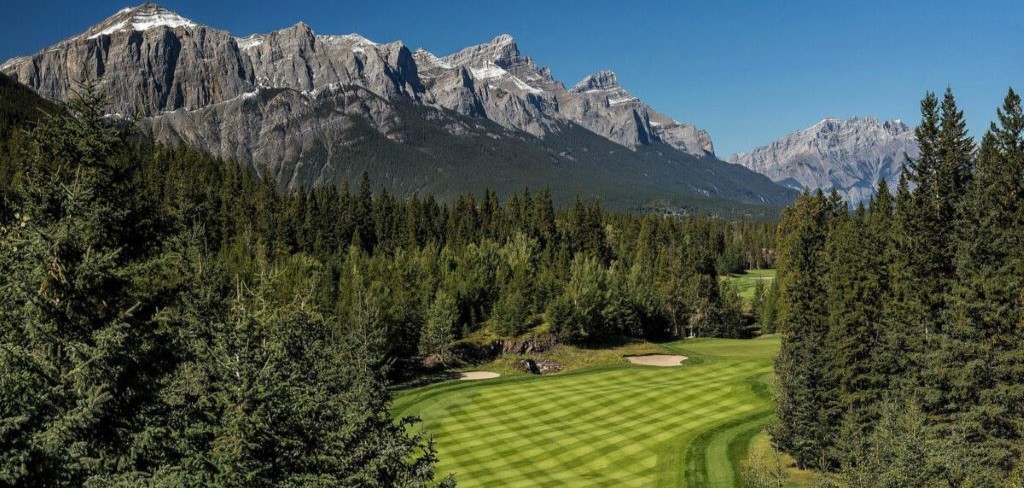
[730, 117, 918, 204]
[0, 2, 796, 213]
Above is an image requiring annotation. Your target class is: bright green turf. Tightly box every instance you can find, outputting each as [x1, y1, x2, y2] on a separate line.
[722, 269, 777, 305]
[393, 336, 780, 487]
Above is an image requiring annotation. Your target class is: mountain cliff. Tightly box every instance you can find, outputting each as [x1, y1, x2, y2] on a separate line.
[729, 117, 918, 203]
[1, 3, 796, 212]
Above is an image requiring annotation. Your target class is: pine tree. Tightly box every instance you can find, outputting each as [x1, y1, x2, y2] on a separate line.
[547, 255, 608, 342]
[825, 206, 887, 463]
[911, 88, 976, 428]
[0, 85, 176, 485]
[882, 90, 971, 400]
[878, 171, 922, 392]
[491, 233, 539, 336]
[753, 280, 779, 334]
[938, 88, 1024, 477]
[772, 191, 836, 469]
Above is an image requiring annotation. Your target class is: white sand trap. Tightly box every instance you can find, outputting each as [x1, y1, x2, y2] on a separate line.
[626, 354, 688, 367]
[458, 371, 500, 380]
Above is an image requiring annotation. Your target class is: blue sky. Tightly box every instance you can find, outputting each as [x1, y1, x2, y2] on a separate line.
[1, 0, 1021, 157]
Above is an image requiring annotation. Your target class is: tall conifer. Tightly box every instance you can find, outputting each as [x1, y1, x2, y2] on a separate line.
[773, 191, 835, 469]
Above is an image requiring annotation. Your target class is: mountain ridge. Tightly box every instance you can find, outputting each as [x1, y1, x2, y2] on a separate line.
[729, 116, 918, 203]
[0, 2, 797, 213]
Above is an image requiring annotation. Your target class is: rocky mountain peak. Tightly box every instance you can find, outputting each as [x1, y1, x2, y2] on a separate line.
[883, 118, 908, 133]
[287, 21, 314, 35]
[82, 2, 198, 40]
[730, 116, 918, 203]
[571, 70, 619, 92]
[413, 48, 453, 71]
[441, 33, 523, 69]
[806, 116, 912, 140]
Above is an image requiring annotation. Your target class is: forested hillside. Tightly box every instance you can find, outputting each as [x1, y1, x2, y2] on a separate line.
[771, 88, 1024, 487]
[0, 75, 777, 484]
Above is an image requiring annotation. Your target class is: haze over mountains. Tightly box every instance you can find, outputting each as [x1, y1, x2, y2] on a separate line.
[0, 2, 799, 212]
[730, 117, 919, 204]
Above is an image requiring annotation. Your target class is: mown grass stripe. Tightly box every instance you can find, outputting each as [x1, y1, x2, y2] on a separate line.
[427, 362, 763, 441]
[397, 337, 780, 487]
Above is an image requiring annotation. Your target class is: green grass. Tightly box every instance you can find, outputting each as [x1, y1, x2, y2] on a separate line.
[722, 269, 777, 305]
[745, 431, 819, 487]
[393, 336, 781, 487]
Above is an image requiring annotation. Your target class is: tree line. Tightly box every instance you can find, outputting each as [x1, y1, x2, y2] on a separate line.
[0, 77, 777, 485]
[771, 88, 1024, 486]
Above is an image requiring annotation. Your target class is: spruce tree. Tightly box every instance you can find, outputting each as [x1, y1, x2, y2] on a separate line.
[882, 90, 971, 400]
[0, 85, 175, 485]
[938, 88, 1024, 478]
[825, 205, 887, 463]
[773, 191, 835, 469]
[914, 88, 976, 424]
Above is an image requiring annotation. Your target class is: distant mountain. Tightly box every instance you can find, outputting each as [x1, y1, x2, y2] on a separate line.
[0, 3, 796, 212]
[729, 117, 917, 204]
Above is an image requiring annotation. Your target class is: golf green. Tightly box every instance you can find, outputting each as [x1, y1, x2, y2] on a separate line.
[393, 336, 780, 487]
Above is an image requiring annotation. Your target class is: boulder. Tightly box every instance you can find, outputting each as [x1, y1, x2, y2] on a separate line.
[518, 358, 563, 375]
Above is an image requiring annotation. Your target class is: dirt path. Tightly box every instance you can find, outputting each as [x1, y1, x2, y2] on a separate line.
[626, 355, 688, 367]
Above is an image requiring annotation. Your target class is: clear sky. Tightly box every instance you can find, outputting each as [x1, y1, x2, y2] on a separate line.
[1, 0, 1021, 157]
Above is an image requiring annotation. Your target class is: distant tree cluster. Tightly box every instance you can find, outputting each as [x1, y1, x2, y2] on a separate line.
[772, 88, 1024, 486]
[0, 77, 776, 485]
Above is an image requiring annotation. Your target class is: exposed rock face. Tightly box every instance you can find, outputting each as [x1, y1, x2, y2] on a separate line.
[2, 3, 254, 116]
[140, 85, 403, 189]
[1, 4, 712, 154]
[243, 23, 423, 99]
[417, 35, 714, 156]
[421, 34, 562, 138]
[730, 117, 918, 203]
[564, 70, 714, 155]
[1, 3, 797, 210]
[500, 334, 559, 355]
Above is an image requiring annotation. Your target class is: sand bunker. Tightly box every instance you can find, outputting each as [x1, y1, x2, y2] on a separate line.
[458, 371, 501, 380]
[626, 355, 688, 367]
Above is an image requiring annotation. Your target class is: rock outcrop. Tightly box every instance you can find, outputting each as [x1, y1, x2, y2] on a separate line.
[500, 334, 559, 355]
[518, 359, 564, 375]
[244, 23, 423, 99]
[564, 70, 714, 155]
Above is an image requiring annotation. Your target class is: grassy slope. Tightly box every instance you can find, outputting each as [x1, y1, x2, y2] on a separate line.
[746, 431, 820, 488]
[394, 336, 781, 487]
[722, 269, 777, 305]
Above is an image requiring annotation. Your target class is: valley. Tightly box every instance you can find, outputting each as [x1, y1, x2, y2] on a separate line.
[0, 1, 1019, 487]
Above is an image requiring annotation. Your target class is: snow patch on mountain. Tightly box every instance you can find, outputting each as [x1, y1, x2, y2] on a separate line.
[608, 95, 638, 105]
[236, 35, 264, 50]
[233, 35, 262, 50]
[413, 49, 452, 70]
[469, 64, 507, 80]
[87, 3, 196, 39]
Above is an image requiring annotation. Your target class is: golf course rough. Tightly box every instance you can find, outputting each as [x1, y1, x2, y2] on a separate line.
[393, 336, 780, 487]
